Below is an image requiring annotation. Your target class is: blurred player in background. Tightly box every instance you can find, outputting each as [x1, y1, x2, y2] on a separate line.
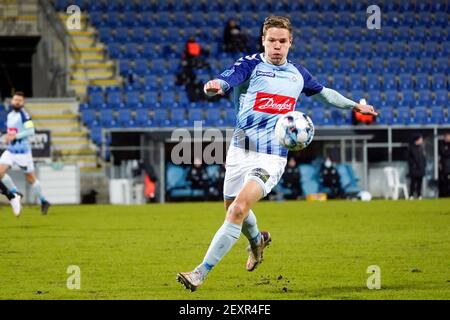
[0, 92, 51, 215]
[177, 16, 377, 291]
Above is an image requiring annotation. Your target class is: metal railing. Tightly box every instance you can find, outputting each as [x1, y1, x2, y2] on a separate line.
[34, 0, 83, 97]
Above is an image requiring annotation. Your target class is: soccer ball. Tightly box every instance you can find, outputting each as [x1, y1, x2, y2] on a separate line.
[274, 111, 314, 151]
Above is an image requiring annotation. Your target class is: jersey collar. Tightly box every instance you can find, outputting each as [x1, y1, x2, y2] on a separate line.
[260, 53, 288, 68]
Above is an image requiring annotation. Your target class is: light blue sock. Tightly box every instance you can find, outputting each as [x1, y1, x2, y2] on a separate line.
[31, 180, 46, 203]
[196, 221, 242, 279]
[2, 174, 17, 193]
[242, 209, 261, 246]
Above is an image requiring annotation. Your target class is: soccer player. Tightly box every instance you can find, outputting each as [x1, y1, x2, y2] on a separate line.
[177, 16, 377, 291]
[0, 92, 51, 215]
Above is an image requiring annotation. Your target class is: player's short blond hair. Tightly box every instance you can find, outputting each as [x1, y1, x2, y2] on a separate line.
[262, 16, 293, 39]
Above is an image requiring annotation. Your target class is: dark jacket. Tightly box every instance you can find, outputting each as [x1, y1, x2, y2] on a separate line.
[439, 141, 450, 174]
[408, 144, 426, 177]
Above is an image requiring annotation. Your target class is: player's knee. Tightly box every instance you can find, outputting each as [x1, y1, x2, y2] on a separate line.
[227, 199, 249, 223]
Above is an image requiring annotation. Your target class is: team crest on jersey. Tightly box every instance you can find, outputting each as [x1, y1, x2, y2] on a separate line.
[291, 75, 298, 82]
[256, 70, 275, 78]
[253, 92, 296, 114]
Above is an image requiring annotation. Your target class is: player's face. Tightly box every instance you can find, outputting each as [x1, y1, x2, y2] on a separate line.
[262, 27, 292, 65]
[11, 95, 24, 110]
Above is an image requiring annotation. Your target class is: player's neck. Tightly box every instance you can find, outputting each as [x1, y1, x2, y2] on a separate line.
[263, 53, 287, 66]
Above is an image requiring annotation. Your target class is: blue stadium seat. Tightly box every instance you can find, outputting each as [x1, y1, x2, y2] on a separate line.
[141, 11, 155, 28]
[117, 109, 134, 127]
[99, 109, 116, 127]
[106, 12, 121, 28]
[299, 165, 319, 195]
[405, 42, 423, 58]
[153, 109, 170, 127]
[370, 57, 384, 74]
[89, 11, 104, 27]
[398, 73, 413, 90]
[133, 59, 149, 76]
[98, 27, 113, 43]
[123, 43, 140, 59]
[376, 107, 393, 125]
[430, 106, 444, 124]
[161, 92, 176, 105]
[401, 90, 416, 107]
[165, 164, 193, 199]
[394, 107, 412, 125]
[205, 109, 222, 127]
[106, 91, 123, 109]
[89, 92, 105, 108]
[143, 92, 158, 108]
[118, 59, 131, 76]
[416, 90, 432, 107]
[433, 90, 448, 107]
[178, 91, 190, 106]
[382, 74, 397, 90]
[332, 74, 347, 91]
[107, 43, 122, 59]
[81, 110, 97, 127]
[150, 59, 166, 75]
[403, 57, 417, 73]
[435, 58, 448, 73]
[223, 110, 236, 126]
[144, 75, 159, 91]
[417, 57, 434, 73]
[348, 74, 363, 91]
[412, 107, 429, 124]
[337, 58, 352, 74]
[367, 90, 382, 106]
[384, 90, 399, 107]
[366, 75, 380, 91]
[125, 92, 142, 109]
[170, 108, 187, 127]
[386, 58, 402, 74]
[115, 27, 130, 44]
[415, 73, 430, 90]
[122, 11, 139, 27]
[135, 109, 151, 126]
[424, 42, 440, 58]
[187, 109, 204, 126]
[337, 164, 361, 194]
[131, 27, 147, 42]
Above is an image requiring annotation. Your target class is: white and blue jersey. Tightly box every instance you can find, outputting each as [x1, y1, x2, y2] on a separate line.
[6, 109, 34, 154]
[217, 53, 323, 157]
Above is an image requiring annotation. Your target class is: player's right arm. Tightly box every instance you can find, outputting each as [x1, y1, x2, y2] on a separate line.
[203, 54, 261, 97]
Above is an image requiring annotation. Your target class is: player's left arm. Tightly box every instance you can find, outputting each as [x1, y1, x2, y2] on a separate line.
[313, 88, 377, 116]
[298, 64, 377, 116]
[15, 120, 35, 139]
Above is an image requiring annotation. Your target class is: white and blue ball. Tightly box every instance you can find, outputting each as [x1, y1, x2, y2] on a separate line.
[274, 111, 315, 151]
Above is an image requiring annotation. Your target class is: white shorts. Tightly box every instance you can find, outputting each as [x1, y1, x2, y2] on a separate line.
[0, 150, 35, 173]
[223, 145, 287, 199]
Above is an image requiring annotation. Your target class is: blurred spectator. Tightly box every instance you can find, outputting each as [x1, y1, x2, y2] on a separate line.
[223, 19, 248, 53]
[176, 37, 210, 102]
[408, 134, 426, 199]
[187, 157, 210, 199]
[281, 158, 302, 199]
[209, 164, 226, 200]
[319, 156, 343, 199]
[439, 132, 450, 197]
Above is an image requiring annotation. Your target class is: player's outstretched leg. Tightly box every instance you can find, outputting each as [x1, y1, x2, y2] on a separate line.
[0, 180, 21, 217]
[242, 209, 272, 271]
[177, 180, 263, 291]
[26, 173, 51, 215]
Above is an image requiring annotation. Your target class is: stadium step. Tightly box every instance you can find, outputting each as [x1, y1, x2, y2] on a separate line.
[24, 99, 101, 173]
[60, 12, 122, 102]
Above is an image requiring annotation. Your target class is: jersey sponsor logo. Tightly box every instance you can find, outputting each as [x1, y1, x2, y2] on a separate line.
[220, 68, 235, 77]
[253, 92, 296, 114]
[256, 70, 275, 78]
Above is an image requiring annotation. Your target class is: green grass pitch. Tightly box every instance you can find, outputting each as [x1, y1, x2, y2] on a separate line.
[0, 200, 449, 300]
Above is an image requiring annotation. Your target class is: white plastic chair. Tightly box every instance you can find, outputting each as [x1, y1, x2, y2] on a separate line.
[383, 167, 409, 200]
